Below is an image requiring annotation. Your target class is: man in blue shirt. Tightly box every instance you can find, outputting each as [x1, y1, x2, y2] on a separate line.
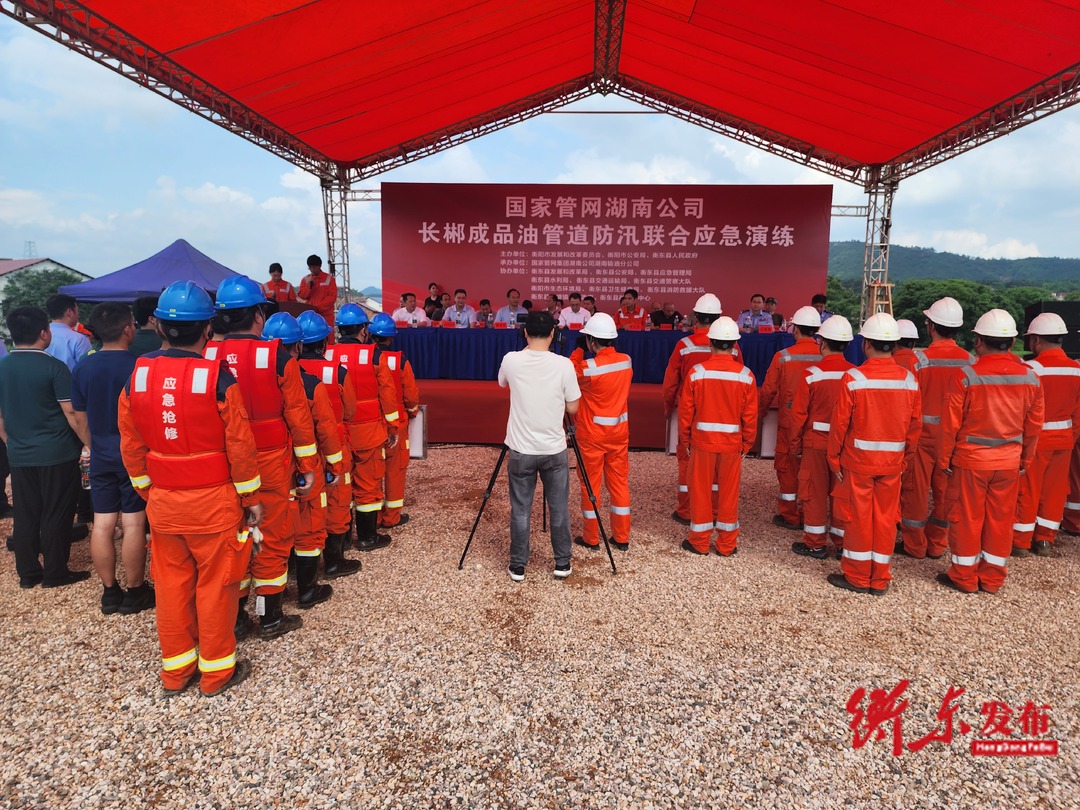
[71, 302, 152, 616]
[44, 294, 91, 371]
[736, 293, 774, 333]
[441, 288, 477, 327]
[0, 306, 91, 589]
[495, 288, 525, 326]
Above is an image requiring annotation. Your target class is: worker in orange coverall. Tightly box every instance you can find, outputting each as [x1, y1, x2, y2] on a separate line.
[568, 312, 633, 551]
[897, 297, 972, 560]
[325, 309, 400, 552]
[759, 305, 823, 530]
[369, 314, 420, 529]
[297, 310, 361, 577]
[207, 276, 318, 640]
[1064, 445, 1080, 536]
[788, 315, 855, 559]
[298, 254, 338, 327]
[261, 262, 297, 303]
[937, 309, 1043, 595]
[118, 281, 261, 697]
[678, 317, 757, 557]
[662, 293, 732, 525]
[827, 313, 921, 596]
[263, 313, 359, 610]
[892, 320, 920, 372]
[1012, 313, 1080, 557]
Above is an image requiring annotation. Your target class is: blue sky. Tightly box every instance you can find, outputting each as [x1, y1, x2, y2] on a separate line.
[2, 18, 1079, 291]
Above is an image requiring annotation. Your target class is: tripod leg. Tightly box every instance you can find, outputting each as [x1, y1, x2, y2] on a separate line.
[568, 433, 617, 576]
[458, 445, 509, 570]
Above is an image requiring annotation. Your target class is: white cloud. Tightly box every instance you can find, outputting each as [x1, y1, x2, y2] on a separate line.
[894, 229, 1040, 260]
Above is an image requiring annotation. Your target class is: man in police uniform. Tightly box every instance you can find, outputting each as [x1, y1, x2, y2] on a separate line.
[736, 293, 773, 333]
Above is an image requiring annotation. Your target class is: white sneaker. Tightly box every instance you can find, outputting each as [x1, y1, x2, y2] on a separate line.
[553, 563, 572, 579]
[508, 565, 525, 583]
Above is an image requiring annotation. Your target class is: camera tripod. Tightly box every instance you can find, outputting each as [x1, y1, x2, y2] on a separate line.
[457, 419, 617, 575]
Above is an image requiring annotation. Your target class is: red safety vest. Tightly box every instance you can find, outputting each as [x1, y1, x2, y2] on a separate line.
[326, 343, 381, 424]
[379, 349, 405, 413]
[299, 357, 346, 444]
[205, 340, 287, 450]
[130, 356, 231, 489]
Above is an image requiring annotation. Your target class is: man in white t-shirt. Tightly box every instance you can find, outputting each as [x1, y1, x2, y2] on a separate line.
[390, 292, 431, 326]
[558, 292, 591, 330]
[497, 311, 581, 582]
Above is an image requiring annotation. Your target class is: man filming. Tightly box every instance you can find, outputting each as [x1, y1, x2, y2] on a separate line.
[497, 311, 580, 582]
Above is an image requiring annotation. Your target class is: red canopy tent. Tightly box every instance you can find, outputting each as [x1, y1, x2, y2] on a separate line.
[4, 1, 1079, 313]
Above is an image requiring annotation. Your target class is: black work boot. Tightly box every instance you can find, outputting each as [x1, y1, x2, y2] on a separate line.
[324, 532, 362, 579]
[355, 512, 392, 552]
[257, 591, 303, 640]
[296, 554, 333, 609]
[234, 594, 255, 641]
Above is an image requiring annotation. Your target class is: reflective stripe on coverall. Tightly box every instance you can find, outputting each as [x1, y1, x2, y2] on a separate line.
[378, 348, 420, 527]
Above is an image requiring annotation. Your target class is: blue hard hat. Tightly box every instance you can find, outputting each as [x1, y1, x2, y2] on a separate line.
[262, 312, 303, 345]
[336, 302, 369, 326]
[154, 281, 215, 321]
[297, 310, 332, 343]
[215, 275, 267, 310]
[369, 312, 397, 338]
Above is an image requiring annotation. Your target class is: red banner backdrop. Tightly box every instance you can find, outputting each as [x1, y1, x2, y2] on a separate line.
[381, 183, 832, 321]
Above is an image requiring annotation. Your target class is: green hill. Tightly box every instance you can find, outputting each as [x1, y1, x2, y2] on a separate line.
[829, 241, 1080, 289]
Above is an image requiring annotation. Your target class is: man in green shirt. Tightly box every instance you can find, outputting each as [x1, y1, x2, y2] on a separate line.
[0, 306, 91, 588]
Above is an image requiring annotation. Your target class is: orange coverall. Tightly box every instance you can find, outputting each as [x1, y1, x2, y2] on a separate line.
[614, 305, 649, 330]
[788, 353, 854, 551]
[118, 351, 261, 695]
[899, 341, 972, 557]
[938, 355, 1043, 593]
[663, 328, 743, 519]
[299, 353, 357, 536]
[679, 354, 758, 554]
[294, 370, 346, 558]
[1065, 443, 1080, 534]
[571, 346, 634, 547]
[377, 347, 420, 527]
[326, 338, 400, 517]
[892, 347, 918, 372]
[828, 359, 921, 592]
[261, 279, 297, 303]
[1012, 348, 1080, 548]
[299, 268, 338, 325]
[760, 338, 823, 524]
[207, 336, 318, 597]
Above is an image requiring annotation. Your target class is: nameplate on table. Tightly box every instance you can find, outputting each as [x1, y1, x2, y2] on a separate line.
[395, 320, 411, 328]
[659, 324, 672, 330]
[493, 322, 508, 329]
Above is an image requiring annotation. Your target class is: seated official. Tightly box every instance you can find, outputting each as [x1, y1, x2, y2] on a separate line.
[476, 299, 495, 327]
[441, 289, 477, 328]
[736, 293, 773, 333]
[495, 289, 527, 325]
[391, 292, 431, 326]
[650, 302, 683, 329]
[431, 292, 453, 322]
[558, 293, 591, 330]
[613, 289, 649, 330]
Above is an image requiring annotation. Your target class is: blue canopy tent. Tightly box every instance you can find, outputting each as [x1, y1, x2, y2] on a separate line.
[59, 239, 239, 302]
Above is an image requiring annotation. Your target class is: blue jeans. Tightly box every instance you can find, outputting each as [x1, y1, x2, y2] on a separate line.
[508, 449, 571, 569]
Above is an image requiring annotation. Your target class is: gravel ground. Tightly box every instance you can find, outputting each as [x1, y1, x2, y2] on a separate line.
[0, 446, 1075, 809]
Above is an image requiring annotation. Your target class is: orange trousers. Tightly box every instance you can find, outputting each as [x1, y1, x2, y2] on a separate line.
[352, 444, 385, 517]
[797, 448, 846, 550]
[1063, 443, 1080, 534]
[295, 476, 328, 556]
[944, 466, 1018, 593]
[675, 433, 691, 519]
[152, 523, 251, 694]
[900, 442, 950, 558]
[380, 425, 409, 527]
[687, 448, 741, 554]
[576, 436, 630, 546]
[326, 471, 352, 534]
[774, 425, 801, 524]
[839, 469, 900, 591]
[246, 447, 299, 597]
[1013, 447, 1070, 548]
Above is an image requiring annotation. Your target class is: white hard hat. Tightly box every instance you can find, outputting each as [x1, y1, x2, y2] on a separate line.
[581, 311, 618, 340]
[1025, 312, 1068, 336]
[817, 315, 853, 342]
[896, 319, 920, 340]
[923, 297, 964, 328]
[860, 312, 901, 341]
[693, 293, 723, 315]
[791, 305, 822, 328]
[973, 309, 1018, 338]
[707, 316, 741, 342]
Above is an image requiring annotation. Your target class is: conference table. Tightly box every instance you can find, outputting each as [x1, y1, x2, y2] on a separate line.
[389, 327, 837, 385]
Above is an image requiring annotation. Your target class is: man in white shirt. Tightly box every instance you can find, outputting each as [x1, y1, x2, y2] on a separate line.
[498, 311, 581, 582]
[494, 288, 525, 326]
[390, 292, 430, 326]
[558, 293, 591, 330]
[441, 288, 477, 328]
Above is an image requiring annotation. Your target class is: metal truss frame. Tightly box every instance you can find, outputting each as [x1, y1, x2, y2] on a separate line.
[860, 178, 898, 323]
[322, 177, 351, 300]
[594, 0, 626, 92]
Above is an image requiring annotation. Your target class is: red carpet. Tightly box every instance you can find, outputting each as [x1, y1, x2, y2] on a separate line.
[422, 380, 666, 449]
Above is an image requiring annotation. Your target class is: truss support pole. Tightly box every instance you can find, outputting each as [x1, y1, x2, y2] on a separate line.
[322, 175, 351, 302]
[860, 175, 899, 324]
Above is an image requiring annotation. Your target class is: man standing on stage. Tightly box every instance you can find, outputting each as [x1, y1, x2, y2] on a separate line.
[299, 254, 338, 327]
